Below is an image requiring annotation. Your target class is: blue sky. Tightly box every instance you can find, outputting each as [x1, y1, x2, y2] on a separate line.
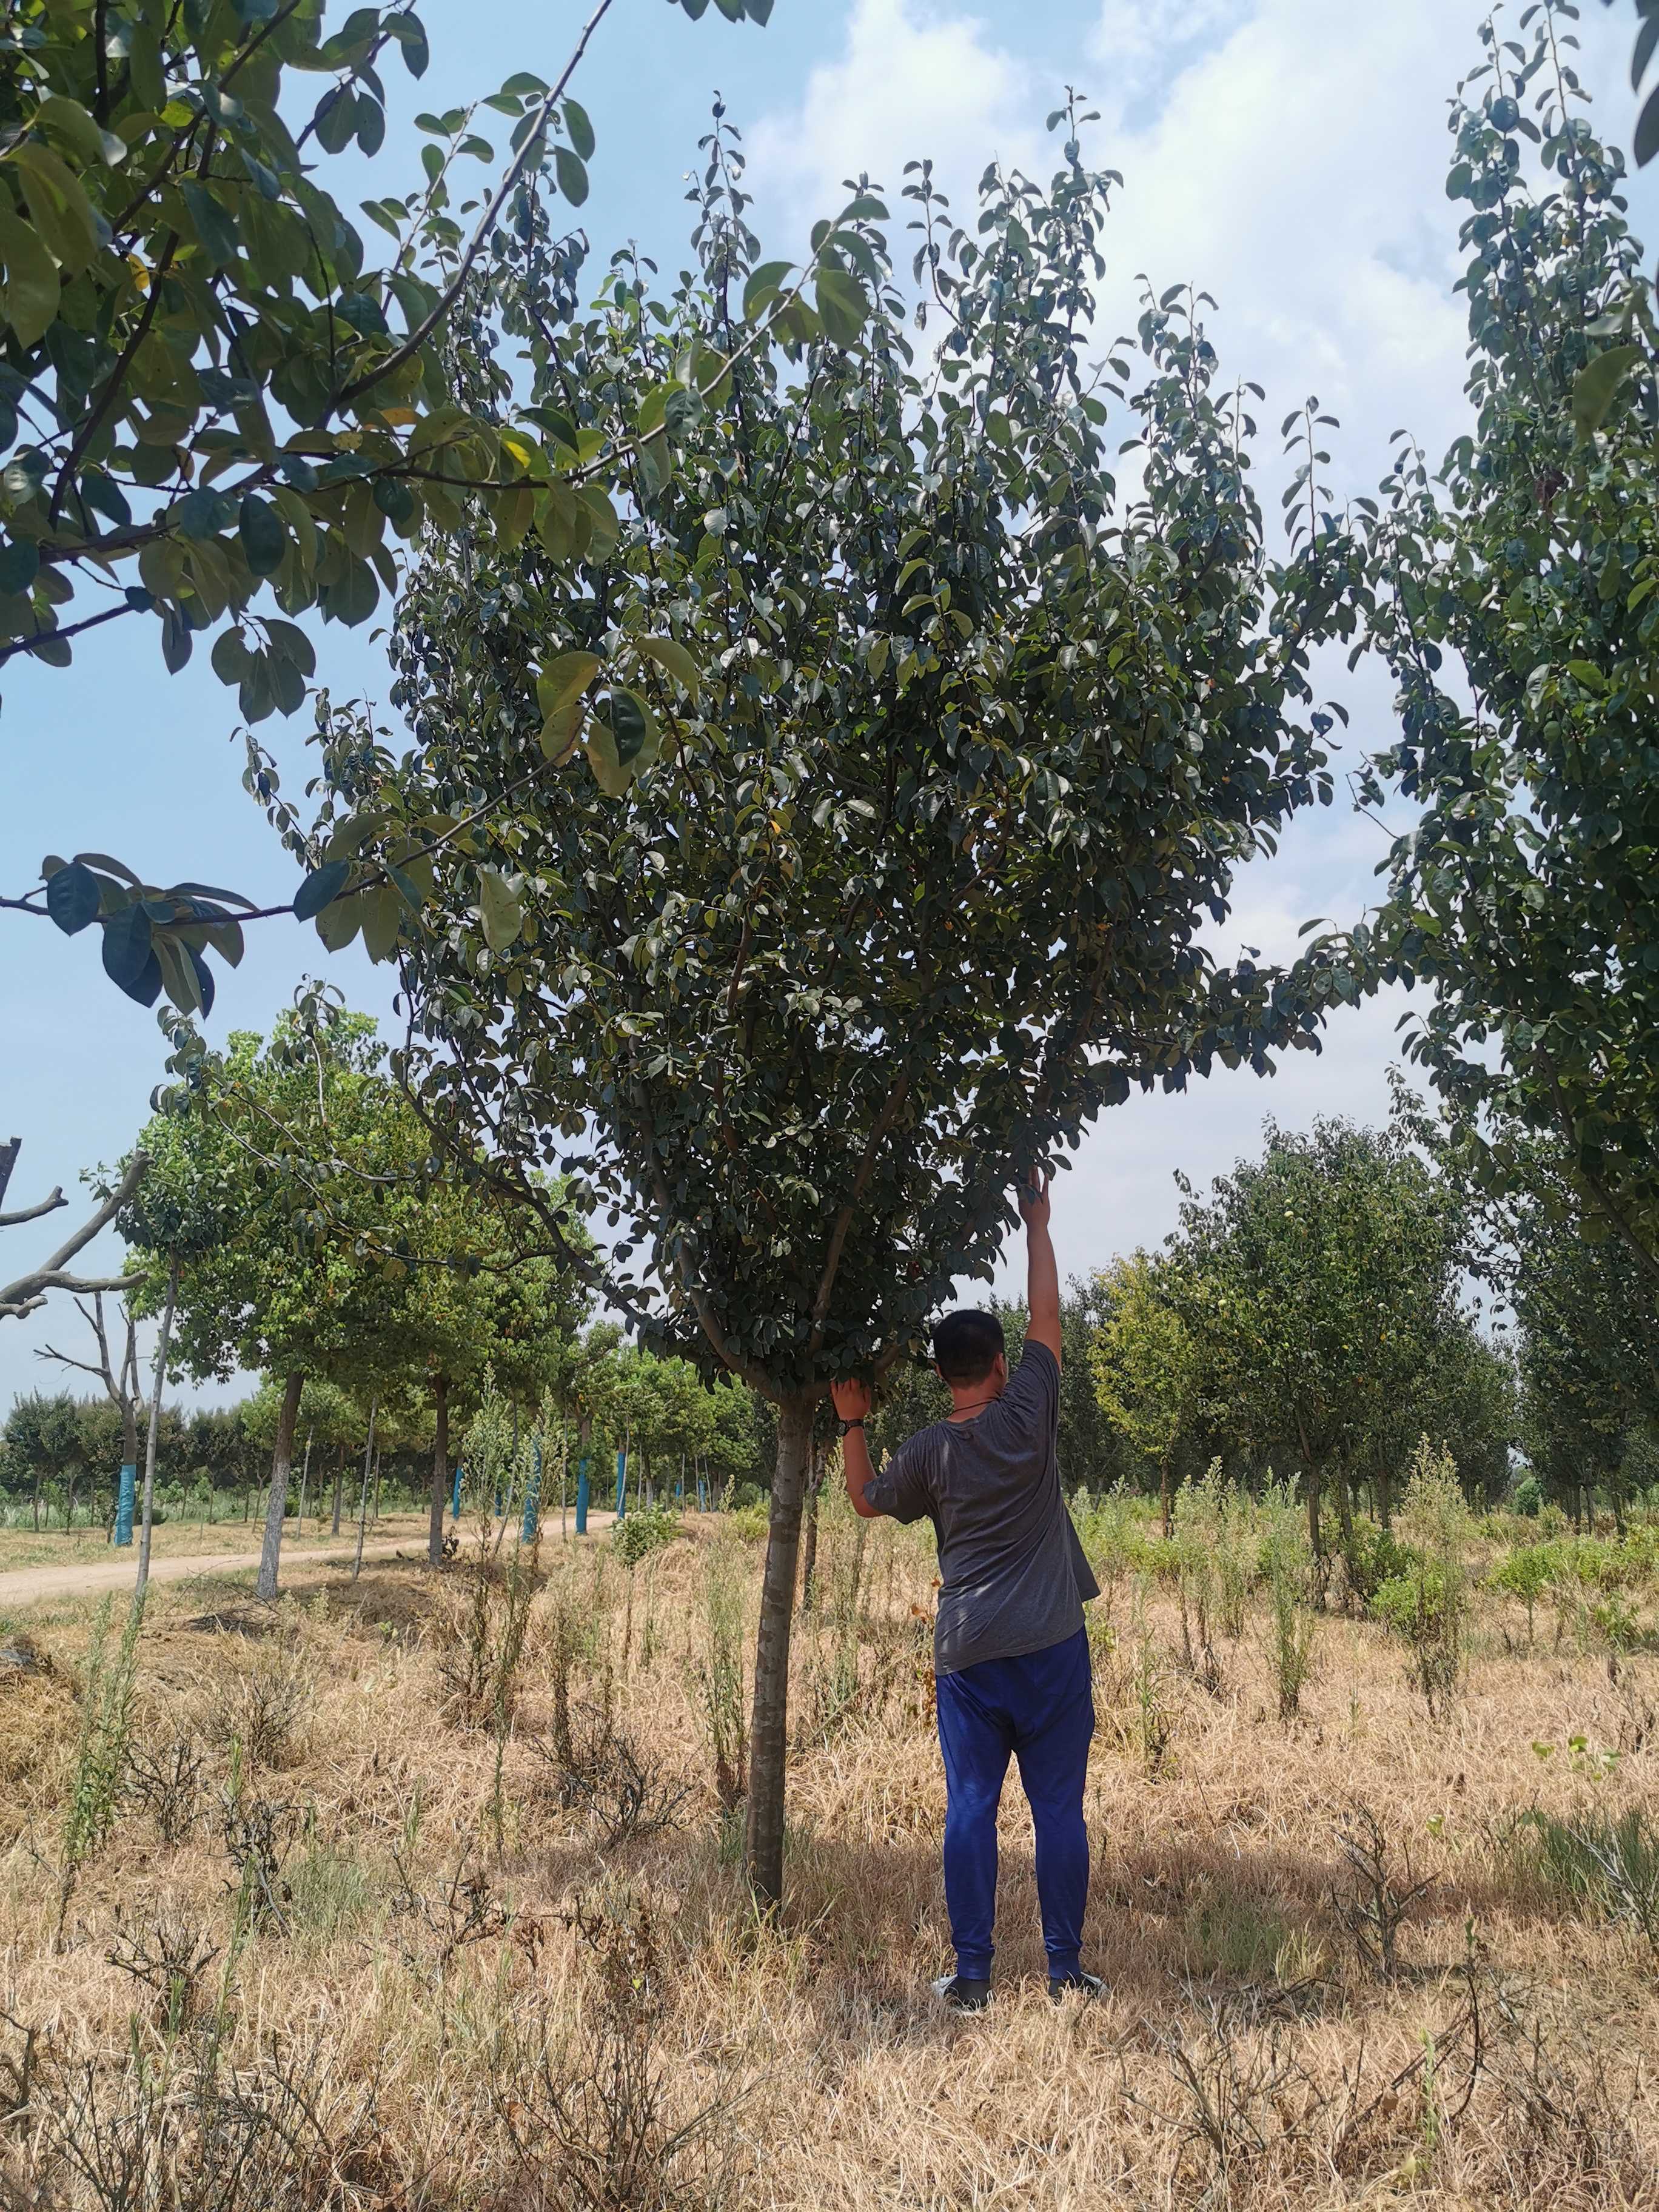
[3, 0, 1654, 1410]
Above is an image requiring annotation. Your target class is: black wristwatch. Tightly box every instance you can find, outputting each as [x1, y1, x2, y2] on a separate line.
[837, 1418, 865, 1438]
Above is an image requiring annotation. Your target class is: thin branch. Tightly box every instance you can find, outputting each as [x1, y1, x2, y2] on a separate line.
[0, 1151, 149, 1322]
[333, 0, 622, 412]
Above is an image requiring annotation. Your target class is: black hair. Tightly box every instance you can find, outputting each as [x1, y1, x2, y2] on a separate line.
[932, 1309, 1006, 1387]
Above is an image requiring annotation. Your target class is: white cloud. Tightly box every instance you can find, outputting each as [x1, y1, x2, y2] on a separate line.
[748, 0, 1044, 230]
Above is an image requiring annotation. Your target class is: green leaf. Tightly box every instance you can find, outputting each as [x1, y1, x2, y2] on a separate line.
[743, 259, 794, 320]
[563, 98, 595, 160]
[814, 265, 868, 349]
[181, 180, 240, 268]
[361, 883, 403, 962]
[637, 634, 702, 697]
[33, 95, 122, 167]
[293, 860, 352, 919]
[238, 494, 286, 576]
[478, 867, 523, 952]
[100, 902, 153, 993]
[1638, 84, 1659, 167]
[537, 650, 602, 720]
[44, 860, 101, 936]
[0, 210, 61, 346]
[554, 146, 589, 206]
[12, 144, 101, 275]
[0, 537, 38, 595]
[1571, 345, 1643, 440]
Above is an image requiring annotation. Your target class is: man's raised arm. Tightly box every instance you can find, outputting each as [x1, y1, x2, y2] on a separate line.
[1022, 1168, 1062, 1367]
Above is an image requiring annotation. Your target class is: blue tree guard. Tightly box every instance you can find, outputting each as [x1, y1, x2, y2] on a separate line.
[574, 1455, 591, 1535]
[614, 1443, 628, 1520]
[113, 1463, 136, 1547]
[523, 1441, 541, 1544]
[450, 1461, 464, 1520]
[697, 1473, 707, 1512]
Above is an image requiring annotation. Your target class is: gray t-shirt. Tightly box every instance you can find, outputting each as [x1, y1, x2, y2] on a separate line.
[865, 1342, 1099, 1675]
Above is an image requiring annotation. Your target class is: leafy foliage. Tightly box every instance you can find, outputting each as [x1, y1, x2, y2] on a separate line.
[1330, 5, 1659, 1284]
[337, 108, 1361, 1404]
[2, 0, 775, 1012]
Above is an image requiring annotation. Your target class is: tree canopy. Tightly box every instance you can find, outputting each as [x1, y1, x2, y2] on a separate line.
[1332, 7, 1659, 1288]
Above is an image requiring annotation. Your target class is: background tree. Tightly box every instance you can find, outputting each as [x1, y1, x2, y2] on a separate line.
[362, 110, 1359, 1903]
[1089, 1252, 1198, 1534]
[1326, 10, 1659, 1284]
[36, 1289, 143, 1541]
[1161, 1118, 1473, 1569]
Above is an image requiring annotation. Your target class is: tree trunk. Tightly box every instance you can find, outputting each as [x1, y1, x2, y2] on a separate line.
[256, 1370, 304, 1603]
[745, 1392, 815, 1911]
[1159, 1451, 1175, 1541]
[136, 1260, 179, 1596]
[353, 1399, 377, 1581]
[428, 1373, 449, 1566]
[330, 1445, 344, 1537]
[800, 1439, 825, 1615]
[296, 1426, 313, 1532]
[1376, 1460, 1392, 1533]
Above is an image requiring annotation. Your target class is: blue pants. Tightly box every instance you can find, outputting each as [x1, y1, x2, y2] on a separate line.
[934, 1627, 1094, 1982]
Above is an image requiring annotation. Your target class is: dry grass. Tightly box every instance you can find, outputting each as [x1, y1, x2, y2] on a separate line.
[2, 1500, 1657, 2210]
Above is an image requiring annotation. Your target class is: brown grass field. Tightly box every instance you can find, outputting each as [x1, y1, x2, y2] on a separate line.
[1, 1495, 1656, 2210]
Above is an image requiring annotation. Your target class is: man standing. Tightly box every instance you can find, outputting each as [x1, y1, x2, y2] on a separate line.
[832, 1171, 1101, 2011]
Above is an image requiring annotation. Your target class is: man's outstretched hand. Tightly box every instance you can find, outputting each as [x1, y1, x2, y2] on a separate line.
[831, 1377, 873, 1424]
[1018, 1167, 1051, 1228]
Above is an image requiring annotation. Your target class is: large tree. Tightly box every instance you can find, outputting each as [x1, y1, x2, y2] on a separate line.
[332, 112, 1358, 1902]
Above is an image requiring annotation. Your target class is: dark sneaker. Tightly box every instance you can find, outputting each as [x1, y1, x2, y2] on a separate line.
[931, 1973, 992, 2012]
[1048, 1969, 1105, 2005]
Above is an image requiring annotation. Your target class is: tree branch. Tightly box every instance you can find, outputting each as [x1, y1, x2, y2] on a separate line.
[0, 1150, 149, 1323]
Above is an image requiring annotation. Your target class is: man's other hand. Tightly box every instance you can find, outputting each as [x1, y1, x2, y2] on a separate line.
[831, 1377, 873, 1424]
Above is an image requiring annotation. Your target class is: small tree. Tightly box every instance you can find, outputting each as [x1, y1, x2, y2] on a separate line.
[361, 113, 1359, 1903]
[1089, 1251, 1198, 1535]
[1161, 1118, 1469, 1567]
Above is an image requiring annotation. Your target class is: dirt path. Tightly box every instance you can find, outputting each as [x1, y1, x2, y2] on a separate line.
[0, 1514, 618, 1613]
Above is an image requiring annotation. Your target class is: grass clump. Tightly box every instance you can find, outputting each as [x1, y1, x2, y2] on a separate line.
[612, 1504, 682, 1567]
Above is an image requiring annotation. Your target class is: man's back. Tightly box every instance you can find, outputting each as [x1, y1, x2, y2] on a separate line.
[868, 1341, 1099, 1673]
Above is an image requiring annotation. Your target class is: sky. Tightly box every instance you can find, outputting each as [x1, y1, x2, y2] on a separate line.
[2, 0, 1654, 1410]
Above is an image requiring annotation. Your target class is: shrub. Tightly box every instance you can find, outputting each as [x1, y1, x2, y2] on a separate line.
[1389, 1441, 1473, 1718]
[611, 1506, 680, 1567]
[1512, 1473, 1543, 1518]
[1261, 1489, 1318, 1725]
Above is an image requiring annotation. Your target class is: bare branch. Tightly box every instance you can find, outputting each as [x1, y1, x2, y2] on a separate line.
[0, 1151, 149, 1324]
[0, 1184, 69, 1231]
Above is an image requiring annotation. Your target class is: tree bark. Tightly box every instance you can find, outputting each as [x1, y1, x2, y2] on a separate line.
[256, 1370, 304, 1603]
[1159, 1451, 1175, 1541]
[1376, 1460, 1392, 1533]
[745, 1391, 815, 1911]
[330, 1444, 344, 1536]
[136, 1259, 178, 1596]
[800, 1439, 825, 1615]
[428, 1373, 449, 1565]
